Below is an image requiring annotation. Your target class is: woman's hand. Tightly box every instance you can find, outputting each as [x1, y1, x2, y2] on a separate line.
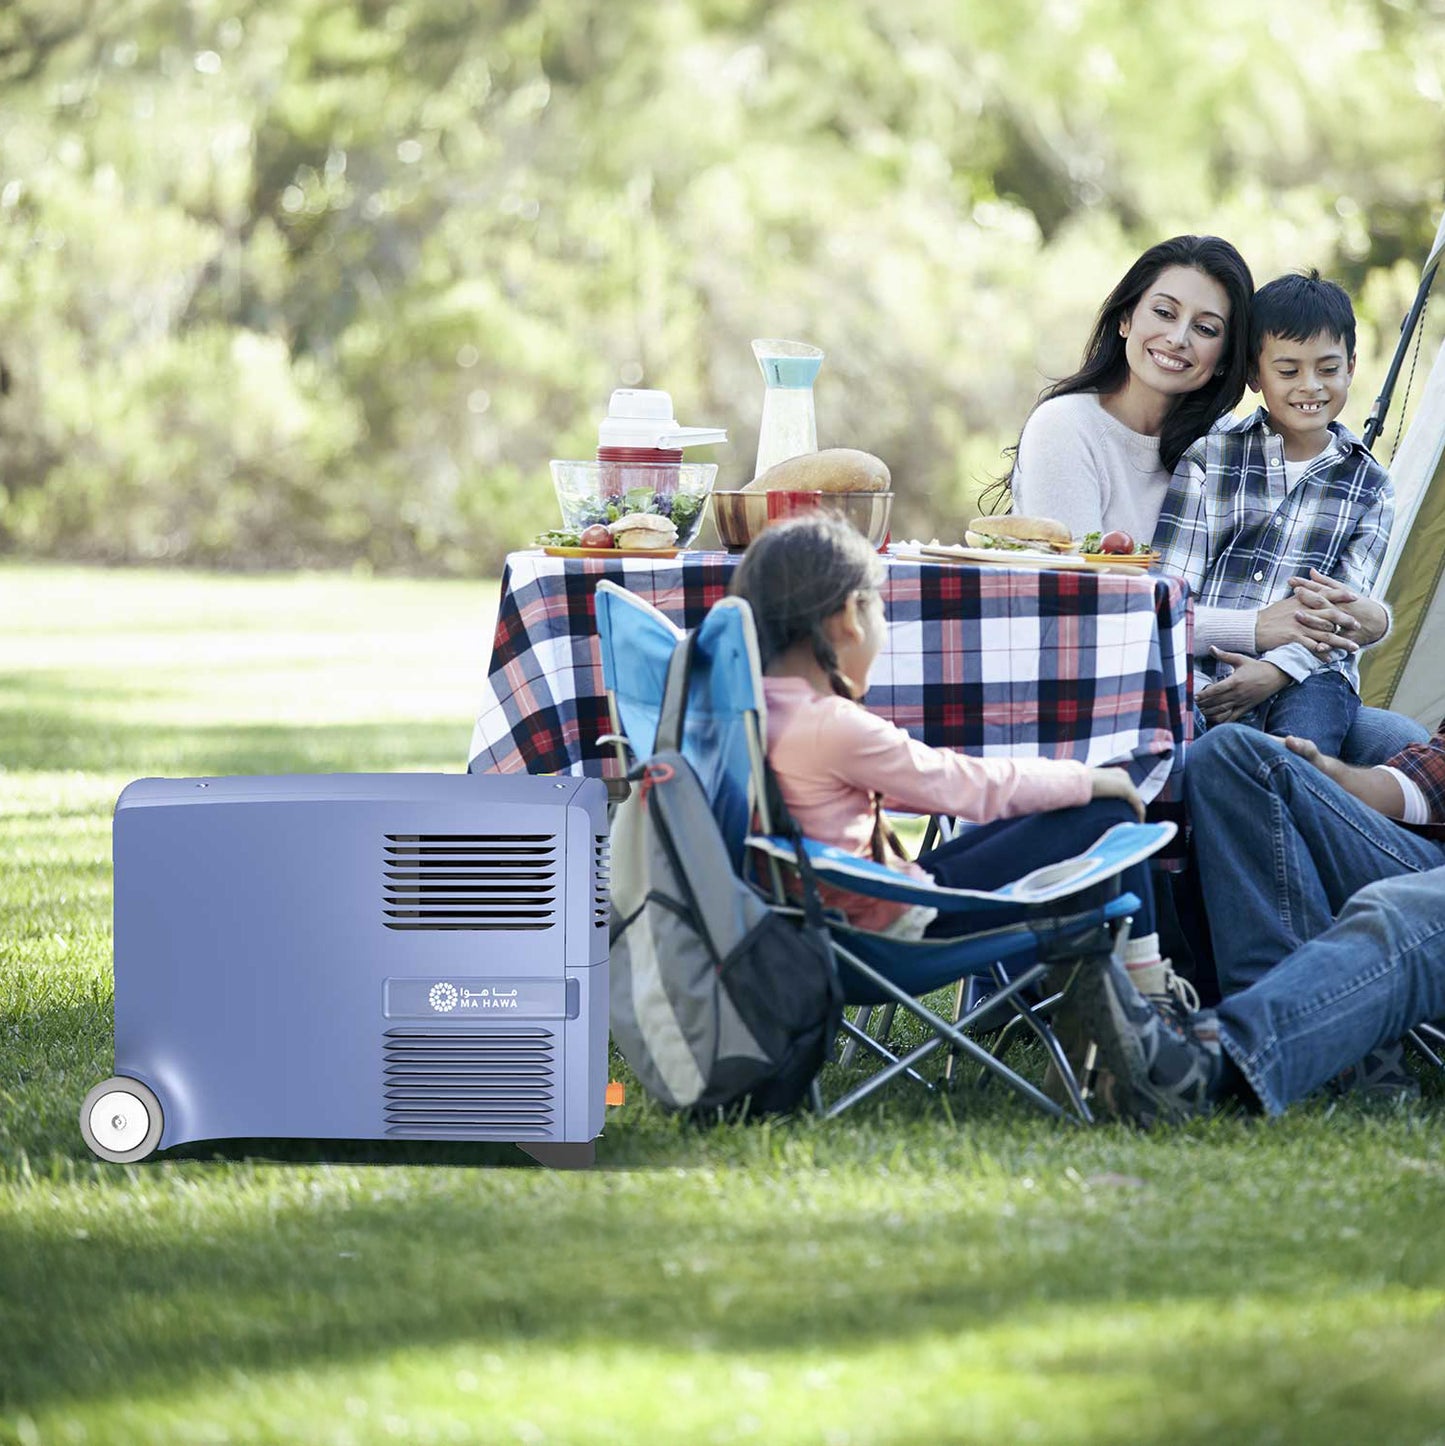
[1253, 586, 1361, 656]
[1198, 649, 1289, 724]
[1089, 766, 1145, 822]
[1289, 568, 1389, 645]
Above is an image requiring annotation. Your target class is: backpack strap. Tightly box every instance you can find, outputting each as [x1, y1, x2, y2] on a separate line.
[787, 823, 829, 933]
[761, 757, 828, 932]
[654, 632, 697, 754]
[657, 628, 829, 937]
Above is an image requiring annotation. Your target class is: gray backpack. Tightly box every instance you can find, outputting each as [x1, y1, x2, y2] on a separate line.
[608, 638, 841, 1117]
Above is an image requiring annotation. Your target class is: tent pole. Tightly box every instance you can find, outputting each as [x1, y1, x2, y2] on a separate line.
[1364, 206, 1445, 451]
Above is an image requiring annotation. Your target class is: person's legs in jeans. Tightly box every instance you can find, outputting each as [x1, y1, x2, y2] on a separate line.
[917, 798, 1156, 940]
[1053, 867, 1445, 1121]
[1259, 671, 1360, 756]
[1340, 705, 1431, 766]
[1185, 725, 1445, 995]
[1212, 868, 1445, 1113]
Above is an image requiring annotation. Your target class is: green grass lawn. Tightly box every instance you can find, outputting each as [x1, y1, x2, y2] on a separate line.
[4, 560, 1445, 1446]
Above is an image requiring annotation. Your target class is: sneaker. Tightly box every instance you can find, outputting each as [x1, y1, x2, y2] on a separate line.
[1328, 1041, 1421, 1103]
[1056, 954, 1225, 1127]
[1126, 955, 1201, 1029]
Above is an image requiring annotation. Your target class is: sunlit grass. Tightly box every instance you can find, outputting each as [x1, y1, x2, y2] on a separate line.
[3, 560, 1445, 1445]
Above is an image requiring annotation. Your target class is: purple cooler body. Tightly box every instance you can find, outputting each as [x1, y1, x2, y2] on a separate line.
[83, 774, 610, 1167]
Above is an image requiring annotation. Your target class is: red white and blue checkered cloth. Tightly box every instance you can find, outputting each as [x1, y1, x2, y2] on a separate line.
[468, 549, 1193, 806]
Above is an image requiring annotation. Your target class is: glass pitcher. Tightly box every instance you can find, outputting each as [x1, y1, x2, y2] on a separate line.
[751, 339, 823, 480]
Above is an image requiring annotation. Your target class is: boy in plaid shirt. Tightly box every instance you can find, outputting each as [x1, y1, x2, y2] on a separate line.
[1152, 271, 1392, 753]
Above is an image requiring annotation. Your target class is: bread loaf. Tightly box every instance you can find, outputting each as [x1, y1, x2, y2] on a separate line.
[742, 448, 891, 494]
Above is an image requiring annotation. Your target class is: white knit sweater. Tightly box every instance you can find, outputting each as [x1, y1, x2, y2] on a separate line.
[1012, 391, 1171, 543]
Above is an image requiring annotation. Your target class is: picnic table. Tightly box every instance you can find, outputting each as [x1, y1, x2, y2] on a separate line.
[467, 549, 1193, 808]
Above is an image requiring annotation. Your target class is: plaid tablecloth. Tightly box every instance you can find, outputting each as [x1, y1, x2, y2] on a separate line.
[468, 549, 1192, 805]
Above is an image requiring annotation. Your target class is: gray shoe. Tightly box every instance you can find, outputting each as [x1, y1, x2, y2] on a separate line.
[1328, 1041, 1421, 1103]
[1056, 954, 1224, 1127]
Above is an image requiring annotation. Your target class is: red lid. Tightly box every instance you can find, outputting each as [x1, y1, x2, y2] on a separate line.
[597, 447, 685, 464]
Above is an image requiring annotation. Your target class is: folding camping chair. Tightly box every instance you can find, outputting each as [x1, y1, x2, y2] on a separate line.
[595, 580, 1176, 1122]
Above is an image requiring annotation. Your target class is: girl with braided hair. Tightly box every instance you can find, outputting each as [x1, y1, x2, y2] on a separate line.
[729, 514, 1161, 955]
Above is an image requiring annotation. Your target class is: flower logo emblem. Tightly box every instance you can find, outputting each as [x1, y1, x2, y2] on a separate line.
[428, 981, 459, 1013]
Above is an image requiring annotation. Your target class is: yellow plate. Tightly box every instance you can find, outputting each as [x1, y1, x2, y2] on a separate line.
[1079, 550, 1159, 566]
[538, 545, 682, 559]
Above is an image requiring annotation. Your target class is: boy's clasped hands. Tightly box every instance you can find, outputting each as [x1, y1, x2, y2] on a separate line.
[1198, 567, 1383, 725]
[1252, 567, 1387, 655]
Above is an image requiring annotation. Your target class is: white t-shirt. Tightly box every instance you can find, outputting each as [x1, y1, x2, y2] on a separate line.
[1012, 391, 1172, 542]
[1282, 434, 1341, 491]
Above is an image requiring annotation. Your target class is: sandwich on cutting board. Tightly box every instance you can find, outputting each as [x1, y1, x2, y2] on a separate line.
[963, 514, 1075, 553]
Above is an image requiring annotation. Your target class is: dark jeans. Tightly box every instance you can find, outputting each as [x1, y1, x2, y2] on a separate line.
[1257, 670, 1360, 755]
[1186, 725, 1445, 1113]
[1339, 705, 1432, 765]
[1178, 703, 1429, 990]
[1193, 697, 1426, 764]
[917, 798, 1156, 940]
[1186, 725, 1445, 995]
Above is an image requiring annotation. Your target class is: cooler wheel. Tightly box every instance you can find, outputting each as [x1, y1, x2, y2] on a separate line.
[80, 1077, 164, 1163]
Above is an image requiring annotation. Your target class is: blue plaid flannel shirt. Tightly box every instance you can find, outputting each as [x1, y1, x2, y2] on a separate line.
[1153, 408, 1393, 690]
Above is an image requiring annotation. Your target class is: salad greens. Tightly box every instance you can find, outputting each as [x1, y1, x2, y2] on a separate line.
[570, 488, 705, 530]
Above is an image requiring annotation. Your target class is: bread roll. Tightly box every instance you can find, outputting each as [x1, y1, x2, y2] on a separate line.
[742, 448, 891, 494]
[966, 514, 1073, 550]
[610, 513, 678, 549]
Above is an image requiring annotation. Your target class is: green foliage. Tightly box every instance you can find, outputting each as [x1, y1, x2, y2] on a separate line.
[1, 0, 1443, 571]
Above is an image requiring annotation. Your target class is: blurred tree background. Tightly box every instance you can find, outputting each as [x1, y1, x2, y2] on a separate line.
[1, 0, 1443, 573]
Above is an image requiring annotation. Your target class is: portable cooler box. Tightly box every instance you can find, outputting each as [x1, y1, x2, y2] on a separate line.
[81, 773, 610, 1168]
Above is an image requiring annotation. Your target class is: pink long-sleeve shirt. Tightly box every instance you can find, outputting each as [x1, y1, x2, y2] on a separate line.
[762, 675, 1093, 932]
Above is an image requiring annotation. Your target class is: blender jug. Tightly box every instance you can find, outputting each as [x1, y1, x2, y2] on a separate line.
[752, 339, 823, 479]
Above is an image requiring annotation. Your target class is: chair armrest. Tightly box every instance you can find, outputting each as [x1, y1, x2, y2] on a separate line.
[746, 821, 1175, 913]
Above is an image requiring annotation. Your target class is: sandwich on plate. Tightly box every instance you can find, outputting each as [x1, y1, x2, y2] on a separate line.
[609, 512, 679, 550]
[963, 514, 1075, 554]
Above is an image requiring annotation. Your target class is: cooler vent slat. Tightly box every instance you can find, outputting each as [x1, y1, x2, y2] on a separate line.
[594, 834, 610, 927]
[383, 833, 558, 930]
[383, 1028, 558, 1139]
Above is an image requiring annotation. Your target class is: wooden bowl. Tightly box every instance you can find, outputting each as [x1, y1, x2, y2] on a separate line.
[711, 490, 892, 552]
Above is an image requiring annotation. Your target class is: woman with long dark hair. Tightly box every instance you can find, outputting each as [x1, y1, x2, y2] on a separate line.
[1006, 234, 1254, 541]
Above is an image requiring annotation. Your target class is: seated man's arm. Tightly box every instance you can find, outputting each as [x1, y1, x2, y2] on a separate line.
[1285, 722, 1445, 823]
[1377, 725, 1445, 825]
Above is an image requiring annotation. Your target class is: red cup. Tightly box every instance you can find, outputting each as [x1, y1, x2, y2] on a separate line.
[765, 490, 824, 525]
[596, 447, 683, 504]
